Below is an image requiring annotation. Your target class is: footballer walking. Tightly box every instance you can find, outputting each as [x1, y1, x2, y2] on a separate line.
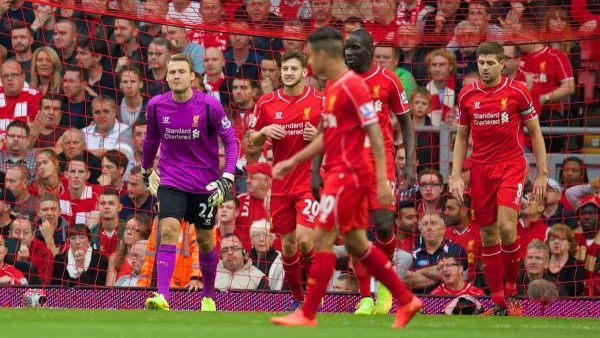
[449, 42, 548, 316]
[142, 54, 239, 311]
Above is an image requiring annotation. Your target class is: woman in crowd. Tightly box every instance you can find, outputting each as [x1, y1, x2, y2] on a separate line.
[546, 224, 585, 297]
[29, 47, 62, 95]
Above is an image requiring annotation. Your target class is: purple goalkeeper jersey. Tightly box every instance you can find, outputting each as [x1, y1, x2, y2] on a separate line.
[143, 90, 239, 194]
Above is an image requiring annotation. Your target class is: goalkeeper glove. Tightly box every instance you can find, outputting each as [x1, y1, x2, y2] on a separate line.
[141, 167, 160, 197]
[206, 173, 234, 207]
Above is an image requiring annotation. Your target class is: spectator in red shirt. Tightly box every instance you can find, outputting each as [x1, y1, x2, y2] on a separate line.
[518, 191, 549, 258]
[90, 188, 124, 257]
[501, 43, 522, 81]
[187, 0, 229, 52]
[51, 223, 108, 287]
[10, 215, 53, 285]
[105, 215, 140, 287]
[425, 49, 457, 126]
[0, 235, 28, 286]
[237, 163, 271, 236]
[365, 0, 401, 44]
[431, 254, 484, 296]
[444, 194, 480, 281]
[60, 156, 102, 225]
[0, 59, 41, 134]
[230, 78, 258, 142]
[519, 29, 575, 152]
[5, 166, 38, 221]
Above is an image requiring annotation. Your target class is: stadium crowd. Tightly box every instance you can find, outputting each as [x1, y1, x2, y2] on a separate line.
[0, 0, 599, 300]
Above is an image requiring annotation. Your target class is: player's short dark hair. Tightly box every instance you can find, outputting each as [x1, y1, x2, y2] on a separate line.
[348, 28, 373, 52]
[476, 42, 505, 61]
[307, 26, 344, 58]
[281, 50, 308, 68]
[6, 120, 30, 137]
[262, 52, 282, 68]
[64, 65, 89, 82]
[103, 150, 129, 171]
[100, 187, 121, 200]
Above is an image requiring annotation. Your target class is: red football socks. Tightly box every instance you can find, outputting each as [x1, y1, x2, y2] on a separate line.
[482, 244, 506, 307]
[282, 249, 304, 302]
[302, 252, 336, 319]
[501, 239, 521, 297]
[352, 258, 372, 298]
[374, 233, 397, 260]
[358, 245, 413, 306]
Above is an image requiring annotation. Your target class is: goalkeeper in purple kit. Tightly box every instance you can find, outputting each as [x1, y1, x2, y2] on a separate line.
[142, 54, 239, 311]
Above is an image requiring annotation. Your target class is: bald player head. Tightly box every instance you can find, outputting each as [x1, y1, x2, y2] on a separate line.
[344, 28, 374, 74]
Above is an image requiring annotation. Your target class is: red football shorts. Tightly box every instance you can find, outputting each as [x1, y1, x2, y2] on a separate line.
[368, 150, 396, 211]
[470, 156, 527, 227]
[317, 172, 370, 235]
[270, 191, 318, 235]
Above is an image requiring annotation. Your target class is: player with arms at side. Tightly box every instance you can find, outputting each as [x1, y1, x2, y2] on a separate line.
[142, 54, 239, 311]
[342, 28, 416, 315]
[271, 27, 421, 328]
[449, 42, 548, 316]
[251, 50, 323, 310]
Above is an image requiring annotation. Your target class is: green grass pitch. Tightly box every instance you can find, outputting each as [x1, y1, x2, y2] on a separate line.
[2, 309, 599, 338]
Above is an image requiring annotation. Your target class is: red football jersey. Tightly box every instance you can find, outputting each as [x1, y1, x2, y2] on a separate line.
[430, 282, 485, 296]
[236, 193, 267, 235]
[99, 227, 119, 257]
[360, 65, 409, 155]
[277, 0, 302, 20]
[445, 225, 481, 281]
[59, 185, 102, 226]
[457, 77, 537, 164]
[322, 71, 378, 184]
[0, 263, 28, 285]
[0, 87, 41, 131]
[187, 27, 228, 52]
[520, 46, 574, 113]
[252, 87, 323, 196]
[364, 21, 401, 44]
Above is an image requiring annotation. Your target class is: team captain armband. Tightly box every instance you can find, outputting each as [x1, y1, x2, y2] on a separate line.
[520, 104, 537, 120]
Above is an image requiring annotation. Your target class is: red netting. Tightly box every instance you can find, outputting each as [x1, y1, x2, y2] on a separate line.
[0, 0, 598, 310]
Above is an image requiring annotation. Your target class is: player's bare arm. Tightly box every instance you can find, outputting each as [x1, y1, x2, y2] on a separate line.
[272, 133, 324, 180]
[524, 117, 548, 202]
[364, 123, 393, 206]
[449, 125, 470, 204]
[397, 112, 416, 189]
